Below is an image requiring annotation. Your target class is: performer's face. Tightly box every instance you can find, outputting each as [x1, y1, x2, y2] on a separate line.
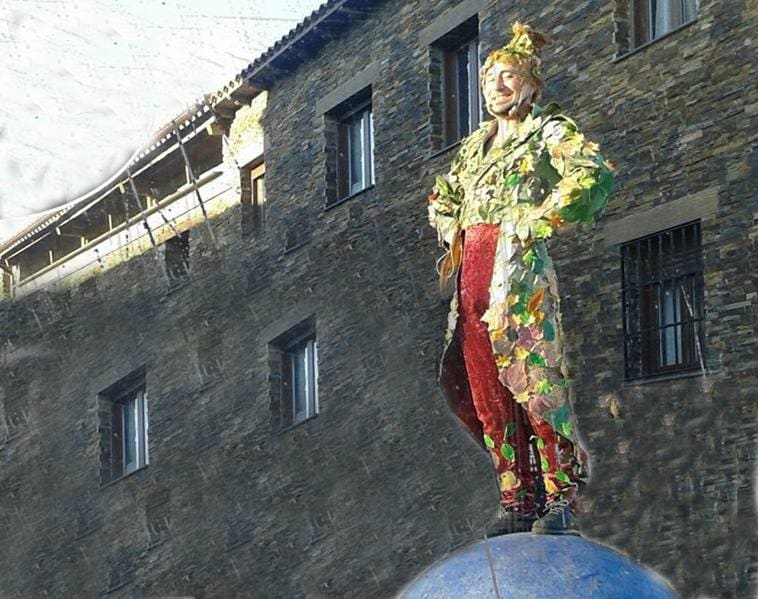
[483, 62, 525, 118]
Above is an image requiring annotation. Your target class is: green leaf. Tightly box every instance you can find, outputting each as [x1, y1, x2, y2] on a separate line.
[483, 434, 495, 449]
[540, 455, 550, 472]
[560, 422, 574, 437]
[559, 377, 569, 388]
[504, 422, 516, 438]
[555, 471, 571, 483]
[536, 379, 553, 394]
[500, 443, 516, 461]
[528, 353, 547, 367]
[516, 489, 528, 500]
[532, 220, 554, 239]
[535, 437, 546, 450]
[505, 173, 521, 188]
[542, 320, 556, 341]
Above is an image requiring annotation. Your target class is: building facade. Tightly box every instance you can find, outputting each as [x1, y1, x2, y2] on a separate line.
[1, 0, 755, 597]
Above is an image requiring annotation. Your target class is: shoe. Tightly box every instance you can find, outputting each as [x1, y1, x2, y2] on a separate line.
[486, 505, 536, 537]
[532, 499, 580, 535]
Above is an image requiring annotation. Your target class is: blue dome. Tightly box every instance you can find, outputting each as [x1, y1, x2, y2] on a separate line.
[400, 533, 677, 598]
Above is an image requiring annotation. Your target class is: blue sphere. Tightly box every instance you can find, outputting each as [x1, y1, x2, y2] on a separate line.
[400, 533, 677, 598]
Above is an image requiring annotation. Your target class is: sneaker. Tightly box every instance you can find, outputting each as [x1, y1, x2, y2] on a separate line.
[532, 499, 580, 535]
[486, 505, 536, 537]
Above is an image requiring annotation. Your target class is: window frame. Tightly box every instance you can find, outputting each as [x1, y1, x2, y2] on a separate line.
[621, 221, 706, 381]
[241, 159, 266, 237]
[287, 336, 319, 424]
[269, 316, 319, 430]
[336, 100, 374, 202]
[165, 230, 190, 285]
[99, 370, 149, 485]
[630, 0, 698, 49]
[442, 37, 481, 146]
[116, 387, 149, 476]
[429, 15, 482, 151]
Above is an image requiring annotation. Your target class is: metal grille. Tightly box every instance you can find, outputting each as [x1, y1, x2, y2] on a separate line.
[621, 221, 706, 380]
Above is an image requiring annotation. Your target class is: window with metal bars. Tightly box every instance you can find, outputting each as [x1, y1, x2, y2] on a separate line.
[621, 221, 705, 380]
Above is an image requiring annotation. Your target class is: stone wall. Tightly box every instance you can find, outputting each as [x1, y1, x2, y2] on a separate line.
[0, 0, 755, 597]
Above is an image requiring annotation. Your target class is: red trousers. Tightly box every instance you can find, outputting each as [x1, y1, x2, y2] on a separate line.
[457, 224, 576, 514]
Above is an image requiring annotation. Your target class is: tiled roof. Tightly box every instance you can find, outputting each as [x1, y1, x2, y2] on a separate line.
[0, 102, 213, 258]
[210, 0, 380, 106]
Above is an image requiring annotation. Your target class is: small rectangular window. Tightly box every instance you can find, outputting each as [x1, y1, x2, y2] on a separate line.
[165, 231, 190, 285]
[241, 160, 266, 237]
[631, 0, 697, 48]
[621, 221, 705, 379]
[325, 87, 374, 206]
[99, 369, 148, 484]
[338, 105, 374, 199]
[443, 38, 480, 145]
[431, 16, 481, 149]
[288, 337, 318, 423]
[269, 317, 318, 429]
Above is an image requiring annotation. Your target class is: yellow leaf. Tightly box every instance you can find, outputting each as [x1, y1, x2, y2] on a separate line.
[514, 390, 530, 404]
[514, 346, 529, 361]
[543, 475, 559, 495]
[499, 471, 520, 492]
[527, 288, 545, 314]
[495, 354, 512, 369]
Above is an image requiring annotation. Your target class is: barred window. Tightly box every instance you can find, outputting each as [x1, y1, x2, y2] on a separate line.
[621, 221, 705, 379]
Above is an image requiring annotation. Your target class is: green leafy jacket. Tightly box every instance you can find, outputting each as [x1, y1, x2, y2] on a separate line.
[428, 103, 614, 478]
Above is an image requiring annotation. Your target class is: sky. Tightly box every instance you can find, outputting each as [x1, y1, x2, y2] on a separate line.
[0, 0, 325, 243]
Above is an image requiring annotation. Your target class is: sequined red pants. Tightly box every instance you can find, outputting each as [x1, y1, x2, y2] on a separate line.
[457, 224, 571, 514]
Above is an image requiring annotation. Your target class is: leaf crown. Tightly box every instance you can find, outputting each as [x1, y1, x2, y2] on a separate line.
[480, 22, 552, 89]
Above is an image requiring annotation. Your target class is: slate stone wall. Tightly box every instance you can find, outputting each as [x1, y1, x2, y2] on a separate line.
[0, 0, 755, 597]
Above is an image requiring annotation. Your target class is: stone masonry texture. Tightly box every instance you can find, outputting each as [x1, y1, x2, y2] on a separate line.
[1, 0, 756, 597]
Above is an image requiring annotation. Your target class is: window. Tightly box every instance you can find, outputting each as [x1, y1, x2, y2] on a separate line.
[631, 0, 697, 48]
[284, 336, 319, 424]
[99, 369, 148, 484]
[325, 87, 374, 206]
[165, 231, 190, 285]
[269, 317, 318, 429]
[241, 160, 266, 237]
[431, 16, 481, 148]
[621, 221, 705, 380]
[338, 104, 374, 199]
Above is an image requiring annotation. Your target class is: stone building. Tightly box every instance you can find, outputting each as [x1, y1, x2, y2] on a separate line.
[0, 0, 755, 597]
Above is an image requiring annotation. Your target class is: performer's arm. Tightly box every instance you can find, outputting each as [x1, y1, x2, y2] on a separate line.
[428, 154, 464, 247]
[529, 116, 614, 236]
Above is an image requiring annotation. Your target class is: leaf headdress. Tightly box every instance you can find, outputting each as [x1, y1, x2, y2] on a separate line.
[480, 22, 552, 90]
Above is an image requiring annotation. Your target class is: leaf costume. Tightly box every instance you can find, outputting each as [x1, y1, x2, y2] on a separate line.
[428, 102, 614, 510]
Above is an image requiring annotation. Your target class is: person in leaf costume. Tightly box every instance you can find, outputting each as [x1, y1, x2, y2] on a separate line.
[428, 23, 614, 535]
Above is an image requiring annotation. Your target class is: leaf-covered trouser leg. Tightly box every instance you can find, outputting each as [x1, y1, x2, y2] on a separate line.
[527, 415, 582, 511]
[457, 224, 538, 515]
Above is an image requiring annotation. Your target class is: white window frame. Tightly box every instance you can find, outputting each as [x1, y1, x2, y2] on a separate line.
[120, 388, 149, 476]
[345, 105, 375, 196]
[290, 337, 319, 424]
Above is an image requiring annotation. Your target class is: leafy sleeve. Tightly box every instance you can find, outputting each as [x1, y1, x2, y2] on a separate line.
[530, 116, 614, 234]
[428, 152, 465, 247]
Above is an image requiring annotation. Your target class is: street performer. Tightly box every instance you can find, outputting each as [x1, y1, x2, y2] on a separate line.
[428, 22, 614, 535]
